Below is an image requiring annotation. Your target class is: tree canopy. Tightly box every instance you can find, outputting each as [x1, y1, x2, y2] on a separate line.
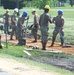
[1, 0, 71, 9]
[1, 0, 24, 9]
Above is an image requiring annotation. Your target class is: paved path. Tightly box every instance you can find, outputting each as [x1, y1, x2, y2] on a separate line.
[0, 57, 58, 75]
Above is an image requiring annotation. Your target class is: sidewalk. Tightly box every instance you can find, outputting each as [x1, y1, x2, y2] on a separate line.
[0, 57, 57, 75]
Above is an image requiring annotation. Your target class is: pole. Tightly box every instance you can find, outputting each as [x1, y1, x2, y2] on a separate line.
[25, 16, 29, 37]
[0, 35, 2, 48]
[16, 0, 19, 9]
[0, 0, 1, 6]
[16, 0, 20, 16]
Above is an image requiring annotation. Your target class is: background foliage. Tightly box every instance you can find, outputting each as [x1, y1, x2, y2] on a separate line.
[1, 0, 72, 9]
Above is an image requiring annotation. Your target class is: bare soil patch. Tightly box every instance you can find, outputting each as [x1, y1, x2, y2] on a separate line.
[1, 34, 74, 72]
[2, 34, 74, 54]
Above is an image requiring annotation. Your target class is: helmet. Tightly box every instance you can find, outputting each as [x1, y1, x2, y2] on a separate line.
[6, 9, 9, 12]
[23, 11, 28, 17]
[44, 5, 50, 10]
[31, 9, 36, 13]
[58, 10, 63, 14]
[14, 8, 18, 13]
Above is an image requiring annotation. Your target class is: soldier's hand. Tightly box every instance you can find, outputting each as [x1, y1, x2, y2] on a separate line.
[27, 16, 29, 20]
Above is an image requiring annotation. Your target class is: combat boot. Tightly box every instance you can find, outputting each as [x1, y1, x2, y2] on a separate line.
[50, 37, 55, 47]
[42, 43, 46, 50]
[10, 37, 14, 40]
[50, 42, 54, 47]
[60, 41, 64, 47]
[60, 38, 64, 47]
[32, 37, 37, 43]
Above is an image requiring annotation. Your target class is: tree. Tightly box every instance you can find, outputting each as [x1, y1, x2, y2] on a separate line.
[27, 0, 57, 9]
[70, 0, 73, 7]
[58, 0, 67, 2]
[1, 0, 25, 9]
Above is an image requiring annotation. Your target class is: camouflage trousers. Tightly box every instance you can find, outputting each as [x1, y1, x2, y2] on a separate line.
[4, 24, 9, 34]
[16, 27, 24, 44]
[40, 26, 49, 43]
[10, 25, 17, 39]
[31, 26, 38, 40]
[53, 27, 64, 43]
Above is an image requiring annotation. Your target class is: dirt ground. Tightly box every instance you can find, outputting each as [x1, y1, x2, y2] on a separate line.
[1, 34, 74, 54]
[1, 34, 74, 73]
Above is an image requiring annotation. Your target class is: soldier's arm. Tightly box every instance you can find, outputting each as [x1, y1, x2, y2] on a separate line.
[52, 17, 55, 24]
[62, 19, 64, 27]
[48, 15, 52, 23]
[59, 19, 64, 31]
[20, 20, 23, 27]
[35, 15, 39, 25]
[19, 20, 25, 30]
[12, 17, 17, 24]
[39, 16, 41, 26]
[49, 18, 52, 23]
[3, 16, 5, 23]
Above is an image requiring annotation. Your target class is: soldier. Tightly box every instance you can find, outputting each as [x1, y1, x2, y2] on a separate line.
[10, 8, 18, 40]
[50, 10, 64, 47]
[31, 9, 39, 42]
[17, 11, 29, 45]
[39, 5, 52, 50]
[3, 9, 10, 34]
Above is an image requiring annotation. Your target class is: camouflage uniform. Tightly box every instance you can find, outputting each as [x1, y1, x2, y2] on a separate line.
[10, 14, 17, 40]
[3, 13, 10, 34]
[51, 16, 64, 46]
[39, 12, 51, 50]
[16, 17, 25, 45]
[31, 13, 39, 42]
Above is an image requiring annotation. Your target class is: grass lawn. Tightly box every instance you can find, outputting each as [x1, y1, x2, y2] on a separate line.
[0, 5, 73, 44]
[0, 42, 74, 75]
[20, 6, 74, 44]
[0, 5, 74, 75]
[0, 5, 72, 44]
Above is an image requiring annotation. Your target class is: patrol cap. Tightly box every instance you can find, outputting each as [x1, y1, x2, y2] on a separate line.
[44, 5, 50, 10]
[31, 9, 36, 13]
[58, 10, 63, 14]
[14, 8, 18, 13]
[23, 11, 28, 17]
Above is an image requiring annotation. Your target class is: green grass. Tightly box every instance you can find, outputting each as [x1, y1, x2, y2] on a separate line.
[21, 6, 74, 44]
[0, 36, 73, 74]
[0, 48, 74, 75]
[0, 43, 25, 57]
[0, 5, 74, 75]
[0, 5, 74, 44]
